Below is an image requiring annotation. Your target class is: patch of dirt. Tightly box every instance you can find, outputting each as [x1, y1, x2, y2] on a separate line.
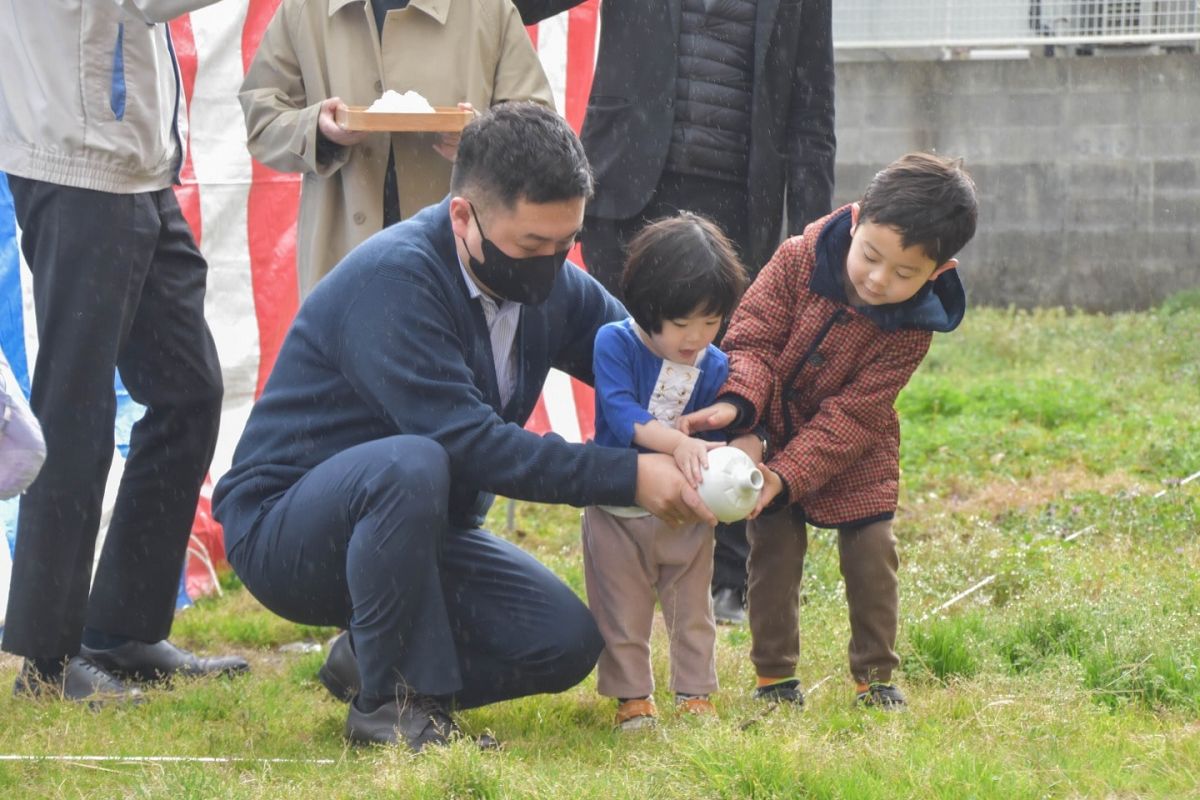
[902, 467, 1155, 520]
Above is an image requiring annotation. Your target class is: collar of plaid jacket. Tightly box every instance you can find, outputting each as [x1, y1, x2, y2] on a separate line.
[808, 206, 967, 334]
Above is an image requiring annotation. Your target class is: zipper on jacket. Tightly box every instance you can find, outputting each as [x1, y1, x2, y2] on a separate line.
[781, 308, 846, 440]
[163, 23, 185, 184]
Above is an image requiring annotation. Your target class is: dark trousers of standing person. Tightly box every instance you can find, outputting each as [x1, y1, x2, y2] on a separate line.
[1, 176, 223, 660]
[225, 435, 605, 709]
[580, 170, 752, 603]
[747, 506, 900, 684]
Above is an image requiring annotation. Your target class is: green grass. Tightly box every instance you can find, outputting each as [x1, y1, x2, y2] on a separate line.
[2, 302, 1199, 798]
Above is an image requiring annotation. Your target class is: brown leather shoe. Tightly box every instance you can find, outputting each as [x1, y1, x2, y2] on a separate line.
[615, 697, 657, 731]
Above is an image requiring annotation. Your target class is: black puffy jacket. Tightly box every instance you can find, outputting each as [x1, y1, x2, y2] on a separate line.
[665, 0, 758, 183]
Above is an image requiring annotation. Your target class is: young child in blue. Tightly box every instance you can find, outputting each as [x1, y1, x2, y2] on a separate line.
[584, 212, 748, 730]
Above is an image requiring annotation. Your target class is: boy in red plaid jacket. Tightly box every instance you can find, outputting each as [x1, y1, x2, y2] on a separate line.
[682, 153, 978, 708]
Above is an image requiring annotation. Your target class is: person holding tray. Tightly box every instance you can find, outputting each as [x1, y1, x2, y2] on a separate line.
[240, 0, 555, 295]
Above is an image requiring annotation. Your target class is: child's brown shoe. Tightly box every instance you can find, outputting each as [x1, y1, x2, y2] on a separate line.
[675, 694, 717, 717]
[615, 697, 657, 731]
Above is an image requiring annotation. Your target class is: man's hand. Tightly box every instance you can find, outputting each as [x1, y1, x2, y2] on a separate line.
[728, 432, 764, 464]
[747, 464, 784, 520]
[672, 437, 724, 488]
[678, 401, 738, 435]
[317, 97, 368, 147]
[635, 453, 718, 528]
[433, 102, 478, 162]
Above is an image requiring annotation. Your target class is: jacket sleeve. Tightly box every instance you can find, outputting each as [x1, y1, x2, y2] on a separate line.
[718, 238, 806, 428]
[593, 326, 654, 448]
[336, 270, 638, 508]
[492, 1, 556, 109]
[769, 330, 931, 503]
[238, 5, 349, 177]
[550, 263, 628, 386]
[785, 0, 836, 233]
[108, 0, 221, 23]
[509, 0, 590, 25]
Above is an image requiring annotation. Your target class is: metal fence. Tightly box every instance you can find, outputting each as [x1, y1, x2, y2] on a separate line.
[833, 0, 1200, 50]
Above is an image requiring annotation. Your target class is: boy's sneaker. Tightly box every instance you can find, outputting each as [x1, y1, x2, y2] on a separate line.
[675, 694, 717, 717]
[752, 678, 805, 706]
[615, 697, 657, 731]
[855, 682, 907, 710]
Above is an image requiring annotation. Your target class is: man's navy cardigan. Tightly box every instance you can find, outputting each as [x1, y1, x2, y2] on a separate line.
[213, 198, 637, 549]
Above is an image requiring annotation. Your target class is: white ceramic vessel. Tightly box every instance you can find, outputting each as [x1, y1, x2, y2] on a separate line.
[698, 446, 764, 523]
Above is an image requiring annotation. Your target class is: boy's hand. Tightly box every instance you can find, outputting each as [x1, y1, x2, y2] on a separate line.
[673, 437, 724, 488]
[678, 402, 738, 435]
[747, 464, 783, 520]
[317, 97, 368, 147]
[635, 453, 718, 528]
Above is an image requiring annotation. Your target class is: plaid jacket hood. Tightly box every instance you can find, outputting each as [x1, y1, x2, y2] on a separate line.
[720, 205, 966, 527]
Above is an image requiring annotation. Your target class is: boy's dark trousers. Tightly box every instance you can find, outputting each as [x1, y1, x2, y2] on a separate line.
[1, 176, 223, 660]
[746, 506, 900, 684]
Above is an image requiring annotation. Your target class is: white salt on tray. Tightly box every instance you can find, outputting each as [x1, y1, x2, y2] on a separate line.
[366, 89, 435, 114]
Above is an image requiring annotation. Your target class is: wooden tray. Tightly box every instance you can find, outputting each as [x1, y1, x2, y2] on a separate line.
[335, 106, 473, 133]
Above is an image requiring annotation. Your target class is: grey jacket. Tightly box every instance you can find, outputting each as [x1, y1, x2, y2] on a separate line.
[0, 0, 221, 194]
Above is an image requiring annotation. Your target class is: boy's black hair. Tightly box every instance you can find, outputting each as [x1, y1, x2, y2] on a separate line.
[450, 101, 593, 209]
[858, 152, 978, 265]
[621, 212, 749, 334]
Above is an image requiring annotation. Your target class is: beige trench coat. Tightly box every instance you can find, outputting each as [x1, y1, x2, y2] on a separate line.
[240, 0, 554, 294]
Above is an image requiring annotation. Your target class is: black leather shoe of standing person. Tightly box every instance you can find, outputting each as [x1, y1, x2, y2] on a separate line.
[317, 631, 361, 702]
[712, 587, 747, 625]
[80, 639, 249, 682]
[13, 656, 145, 706]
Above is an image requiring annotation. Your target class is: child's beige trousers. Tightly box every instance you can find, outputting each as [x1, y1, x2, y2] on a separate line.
[582, 506, 719, 699]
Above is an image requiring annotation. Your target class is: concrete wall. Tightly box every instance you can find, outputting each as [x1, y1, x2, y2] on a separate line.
[832, 54, 1200, 311]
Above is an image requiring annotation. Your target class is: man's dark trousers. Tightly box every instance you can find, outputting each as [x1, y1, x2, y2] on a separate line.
[1, 176, 223, 659]
[226, 435, 605, 707]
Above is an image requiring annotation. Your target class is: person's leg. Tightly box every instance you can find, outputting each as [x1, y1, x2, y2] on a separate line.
[85, 187, 223, 644]
[650, 172, 755, 611]
[655, 522, 718, 698]
[229, 435, 463, 702]
[709, 520, 750, 624]
[649, 172, 752, 265]
[580, 507, 658, 701]
[438, 522, 606, 710]
[579, 214, 641, 299]
[2, 179, 158, 661]
[746, 506, 808, 680]
[837, 519, 900, 685]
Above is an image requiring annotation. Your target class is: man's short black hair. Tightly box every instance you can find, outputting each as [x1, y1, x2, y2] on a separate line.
[858, 152, 978, 265]
[450, 102, 593, 209]
[621, 212, 748, 334]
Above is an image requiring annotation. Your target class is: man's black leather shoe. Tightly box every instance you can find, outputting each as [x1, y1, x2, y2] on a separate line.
[13, 656, 145, 706]
[345, 694, 501, 751]
[712, 587, 747, 625]
[317, 631, 360, 702]
[80, 639, 249, 682]
[346, 693, 459, 751]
